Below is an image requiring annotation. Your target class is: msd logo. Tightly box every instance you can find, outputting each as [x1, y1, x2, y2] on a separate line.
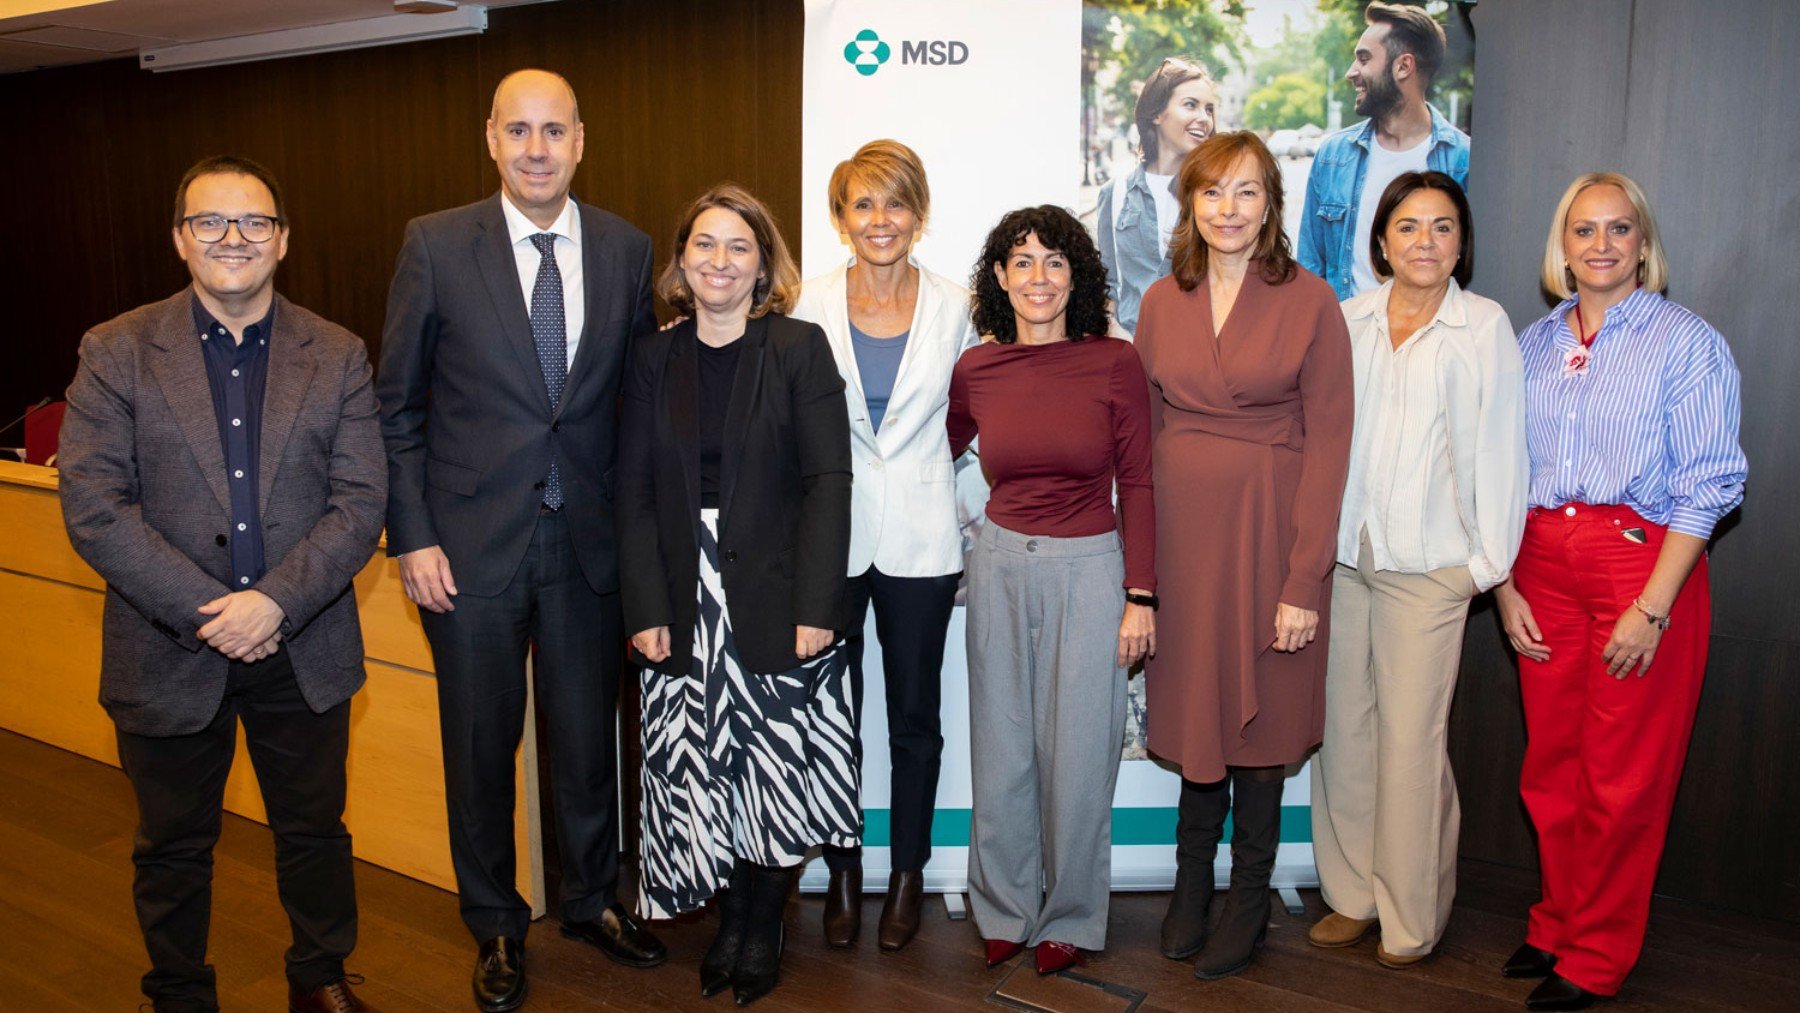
[842, 29, 969, 76]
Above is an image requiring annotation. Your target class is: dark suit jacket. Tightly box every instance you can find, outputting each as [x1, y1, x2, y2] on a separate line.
[616, 314, 852, 676]
[58, 291, 387, 737]
[377, 194, 657, 596]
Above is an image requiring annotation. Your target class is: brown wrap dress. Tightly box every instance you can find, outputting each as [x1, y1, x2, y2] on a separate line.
[1135, 265, 1354, 783]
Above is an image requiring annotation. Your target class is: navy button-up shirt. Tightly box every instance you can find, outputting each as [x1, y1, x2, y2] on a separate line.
[191, 294, 273, 590]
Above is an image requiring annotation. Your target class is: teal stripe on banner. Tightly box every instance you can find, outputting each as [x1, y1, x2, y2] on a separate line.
[858, 806, 1313, 847]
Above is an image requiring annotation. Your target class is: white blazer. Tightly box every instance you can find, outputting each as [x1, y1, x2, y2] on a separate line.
[793, 258, 980, 578]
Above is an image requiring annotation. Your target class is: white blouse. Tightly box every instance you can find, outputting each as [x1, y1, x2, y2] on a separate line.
[1336, 279, 1527, 591]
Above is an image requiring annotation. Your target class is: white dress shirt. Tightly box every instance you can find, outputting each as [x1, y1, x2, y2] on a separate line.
[499, 193, 585, 369]
[1336, 279, 1527, 591]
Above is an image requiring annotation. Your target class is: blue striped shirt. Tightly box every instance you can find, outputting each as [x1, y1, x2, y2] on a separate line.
[1519, 288, 1746, 539]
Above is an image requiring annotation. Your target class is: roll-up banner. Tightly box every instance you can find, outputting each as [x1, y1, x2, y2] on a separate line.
[799, 0, 1475, 895]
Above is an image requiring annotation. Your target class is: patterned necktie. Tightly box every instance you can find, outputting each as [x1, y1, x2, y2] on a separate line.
[529, 232, 566, 509]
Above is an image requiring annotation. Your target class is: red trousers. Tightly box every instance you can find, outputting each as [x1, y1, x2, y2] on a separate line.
[1513, 503, 1710, 995]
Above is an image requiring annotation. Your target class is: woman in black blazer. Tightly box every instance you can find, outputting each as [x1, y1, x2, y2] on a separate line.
[615, 183, 857, 1006]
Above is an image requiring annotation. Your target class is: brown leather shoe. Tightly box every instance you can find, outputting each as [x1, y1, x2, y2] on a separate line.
[288, 976, 368, 1013]
[1375, 943, 1425, 968]
[823, 868, 862, 947]
[1308, 912, 1377, 948]
[877, 870, 923, 951]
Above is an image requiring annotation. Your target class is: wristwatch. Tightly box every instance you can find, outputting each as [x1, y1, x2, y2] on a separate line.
[1126, 591, 1160, 610]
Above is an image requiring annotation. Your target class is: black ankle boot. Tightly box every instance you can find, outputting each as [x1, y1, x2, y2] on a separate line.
[1162, 777, 1228, 959]
[700, 861, 752, 998]
[731, 863, 793, 1006]
[1194, 769, 1283, 980]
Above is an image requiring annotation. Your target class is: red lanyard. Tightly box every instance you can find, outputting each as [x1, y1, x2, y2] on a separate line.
[1572, 302, 1600, 348]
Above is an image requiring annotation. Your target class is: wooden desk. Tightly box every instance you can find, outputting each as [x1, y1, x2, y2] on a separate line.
[0, 459, 542, 909]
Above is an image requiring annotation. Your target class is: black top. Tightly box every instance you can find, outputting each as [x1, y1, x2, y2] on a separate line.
[696, 335, 743, 508]
[191, 293, 274, 590]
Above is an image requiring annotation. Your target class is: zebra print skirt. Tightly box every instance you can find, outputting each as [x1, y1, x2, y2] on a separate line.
[637, 509, 862, 920]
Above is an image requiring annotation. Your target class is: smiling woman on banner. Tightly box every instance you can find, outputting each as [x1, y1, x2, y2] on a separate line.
[1492, 173, 1746, 1012]
[614, 184, 858, 1007]
[791, 140, 980, 951]
[1133, 131, 1353, 981]
[1307, 171, 1526, 969]
[948, 205, 1156, 976]
[1095, 56, 1219, 337]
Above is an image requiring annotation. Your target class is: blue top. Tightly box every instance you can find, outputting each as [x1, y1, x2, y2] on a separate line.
[1297, 104, 1470, 301]
[1518, 288, 1746, 539]
[191, 293, 273, 589]
[849, 320, 908, 433]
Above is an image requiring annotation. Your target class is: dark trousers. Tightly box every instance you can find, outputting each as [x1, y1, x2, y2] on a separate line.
[420, 509, 623, 941]
[114, 650, 355, 1010]
[823, 566, 958, 873]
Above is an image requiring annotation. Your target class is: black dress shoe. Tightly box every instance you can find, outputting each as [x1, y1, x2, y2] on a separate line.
[473, 937, 525, 1013]
[877, 870, 923, 951]
[1525, 971, 1603, 1010]
[1503, 942, 1559, 979]
[823, 868, 862, 947]
[562, 902, 669, 968]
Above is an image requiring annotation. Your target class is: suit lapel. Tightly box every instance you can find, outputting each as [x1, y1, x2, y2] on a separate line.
[666, 321, 702, 517]
[717, 316, 768, 526]
[562, 201, 607, 417]
[257, 296, 317, 516]
[144, 294, 232, 515]
[474, 196, 553, 412]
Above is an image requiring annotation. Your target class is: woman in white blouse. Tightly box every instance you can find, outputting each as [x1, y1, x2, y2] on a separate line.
[1307, 171, 1526, 967]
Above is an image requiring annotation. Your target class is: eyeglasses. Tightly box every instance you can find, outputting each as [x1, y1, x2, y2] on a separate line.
[182, 214, 282, 244]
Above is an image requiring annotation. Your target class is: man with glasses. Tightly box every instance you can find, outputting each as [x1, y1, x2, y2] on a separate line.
[377, 69, 663, 1011]
[58, 154, 386, 1012]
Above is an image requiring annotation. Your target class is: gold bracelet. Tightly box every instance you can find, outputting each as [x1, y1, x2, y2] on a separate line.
[1632, 597, 1671, 631]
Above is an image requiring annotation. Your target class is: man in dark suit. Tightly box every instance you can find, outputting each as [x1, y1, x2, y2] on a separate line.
[377, 68, 665, 1011]
[58, 155, 386, 1013]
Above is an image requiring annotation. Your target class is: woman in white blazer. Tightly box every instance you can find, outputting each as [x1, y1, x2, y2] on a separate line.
[791, 139, 980, 952]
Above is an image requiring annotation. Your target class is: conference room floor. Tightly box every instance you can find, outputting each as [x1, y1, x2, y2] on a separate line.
[3, 728, 1794, 1012]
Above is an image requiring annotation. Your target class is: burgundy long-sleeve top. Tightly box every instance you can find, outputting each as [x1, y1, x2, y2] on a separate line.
[947, 336, 1156, 591]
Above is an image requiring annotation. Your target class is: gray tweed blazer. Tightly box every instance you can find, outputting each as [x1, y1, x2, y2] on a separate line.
[58, 290, 387, 736]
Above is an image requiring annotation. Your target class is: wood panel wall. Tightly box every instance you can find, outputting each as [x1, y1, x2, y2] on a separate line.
[0, 0, 806, 421]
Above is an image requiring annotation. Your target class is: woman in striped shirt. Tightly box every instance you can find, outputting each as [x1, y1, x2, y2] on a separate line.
[1493, 172, 1747, 1011]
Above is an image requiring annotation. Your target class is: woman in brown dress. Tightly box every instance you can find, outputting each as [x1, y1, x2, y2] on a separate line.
[1135, 131, 1353, 980]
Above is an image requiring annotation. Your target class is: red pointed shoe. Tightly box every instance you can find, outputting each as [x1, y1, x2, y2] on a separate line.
[1035, 940, 1084, 975]
[984, 938, 1025, 968]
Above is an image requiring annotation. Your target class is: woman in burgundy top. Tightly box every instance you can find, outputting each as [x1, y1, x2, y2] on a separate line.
[947, 205, 1156, 975]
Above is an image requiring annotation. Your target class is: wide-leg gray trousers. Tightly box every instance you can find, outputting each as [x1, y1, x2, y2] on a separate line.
[966, 521, 1128, 951]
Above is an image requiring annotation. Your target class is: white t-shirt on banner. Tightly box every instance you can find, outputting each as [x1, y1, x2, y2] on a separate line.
[1146, 170, 1181, 259]
[1350, 135, 1431, 294]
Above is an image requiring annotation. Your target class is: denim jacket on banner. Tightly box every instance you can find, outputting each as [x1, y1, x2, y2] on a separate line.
[1096, 163, 1169, 337]
[1298, 104, 1471, 301]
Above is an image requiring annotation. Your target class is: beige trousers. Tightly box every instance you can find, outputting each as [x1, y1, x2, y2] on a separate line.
[1311, 534, 1476, 956]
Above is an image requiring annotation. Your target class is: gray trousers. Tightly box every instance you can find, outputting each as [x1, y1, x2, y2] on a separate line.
[966, 522, 1128, 951]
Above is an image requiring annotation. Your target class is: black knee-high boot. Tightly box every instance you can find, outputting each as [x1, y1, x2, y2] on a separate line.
[1162, 776, 1230, 959]
[731, 862, 793, 1006]
[1194, 767, 1284, 980]
[700, 861, 753, 998]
